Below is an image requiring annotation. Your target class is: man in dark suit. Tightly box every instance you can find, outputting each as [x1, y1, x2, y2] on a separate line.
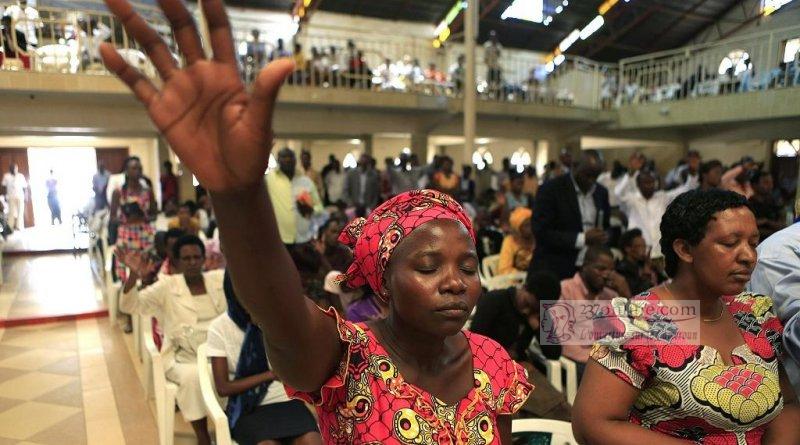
[529, 150, 611, 280]
[343, 153, 381, 213]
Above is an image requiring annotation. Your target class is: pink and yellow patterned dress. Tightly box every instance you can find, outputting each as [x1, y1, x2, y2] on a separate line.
[286, 310, 533, 444]
[591, 291, 785, 444]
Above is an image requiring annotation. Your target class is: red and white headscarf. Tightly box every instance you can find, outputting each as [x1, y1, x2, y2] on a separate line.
[338, 190, 475, 299]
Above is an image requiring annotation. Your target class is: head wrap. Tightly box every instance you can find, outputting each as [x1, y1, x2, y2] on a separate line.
[339, 190, 475, 298]
[509, 207, 533, 233]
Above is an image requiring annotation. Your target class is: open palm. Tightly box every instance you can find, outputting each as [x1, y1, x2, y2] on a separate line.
[100, 0, 294, 192]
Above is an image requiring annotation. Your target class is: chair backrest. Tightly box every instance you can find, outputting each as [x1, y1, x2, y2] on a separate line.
[512, 419, 577, 445]
[481, 254, 501, 279]
[483, 272, 526, 291]
[197, 344, 234, 445]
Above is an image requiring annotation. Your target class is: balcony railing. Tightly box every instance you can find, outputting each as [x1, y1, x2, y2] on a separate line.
[4, 2, 795, 112]
[0, 2, 613, 110]
[617, 23, 800, 106]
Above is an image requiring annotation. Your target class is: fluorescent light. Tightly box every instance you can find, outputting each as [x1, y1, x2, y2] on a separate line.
[545, 61, 555, 73]
[434, 21, 447, 36]
[558, 29, 580, 52]
[349, 139, 362, 145]
[501, 0, 545, 22]
[554, 54, 566, 66]
[556, 5, 563, 13]
[580, 15, 604, 40]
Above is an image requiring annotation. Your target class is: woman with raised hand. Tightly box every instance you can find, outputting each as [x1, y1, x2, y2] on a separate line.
[100, 1, 532, 443]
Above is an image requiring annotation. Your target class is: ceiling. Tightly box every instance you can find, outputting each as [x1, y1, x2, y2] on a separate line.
[105, 0, 763, 62]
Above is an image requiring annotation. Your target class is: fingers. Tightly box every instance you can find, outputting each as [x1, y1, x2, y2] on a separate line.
[199, 0, 237, 64]
[157, 0, 205, 65]
[104, 0, 178, 80]
[100, 43, 158, 106]
[247, 59, 295, 133]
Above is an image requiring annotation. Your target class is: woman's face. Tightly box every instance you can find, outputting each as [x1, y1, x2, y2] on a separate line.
[178, 244, 205, 278]
[518, 217, 533, 240]
[384, 219, 481, 338]
[126, 160, 142, 180]
[324, 221, 342, 248]
[683, 207, 758, 296]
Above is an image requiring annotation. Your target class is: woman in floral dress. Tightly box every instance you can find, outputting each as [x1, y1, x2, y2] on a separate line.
[98, 1, 533, 442]
[573, 189, 800, 444]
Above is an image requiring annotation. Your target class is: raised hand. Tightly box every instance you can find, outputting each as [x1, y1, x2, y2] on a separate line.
[100, 0, 294, 192]
[116, 247, 155, 278]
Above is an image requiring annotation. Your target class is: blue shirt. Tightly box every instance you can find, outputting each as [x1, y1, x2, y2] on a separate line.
[748, 223, 800, 393]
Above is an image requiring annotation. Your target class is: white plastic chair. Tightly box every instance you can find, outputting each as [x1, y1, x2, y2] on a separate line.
[546, 357, 578, 405]
[143, 329, 178, 445]
[481, 254, 500, 279]
[483, 272, 526, 291]
[511, 419, 577, 445]
[197, 344, 235, 445]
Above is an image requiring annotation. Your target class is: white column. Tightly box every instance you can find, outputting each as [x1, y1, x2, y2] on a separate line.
[463, 0, 478, 167]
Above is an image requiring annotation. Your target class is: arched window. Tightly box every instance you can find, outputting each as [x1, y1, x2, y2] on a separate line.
[472, 147, 494, 171]
[510, 148, 532, 173]
[343, 152, 359, 169]
[718, 50, 752, 76]
[775, 139, 800, 158]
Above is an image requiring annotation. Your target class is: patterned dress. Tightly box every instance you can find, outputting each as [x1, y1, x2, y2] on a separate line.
[591, 291, 785, 444]
[115, 186, 155, 282]
[287, 309, 533, 444]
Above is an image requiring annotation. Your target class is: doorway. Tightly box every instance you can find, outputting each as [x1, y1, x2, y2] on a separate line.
[27, 147, 97, 228]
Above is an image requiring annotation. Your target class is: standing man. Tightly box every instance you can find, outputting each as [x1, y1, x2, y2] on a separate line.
[528, 150, 610, 280]
[3, 0, 42, 50]
[483, 30, 503, 98]
[160, 160, 179, 209]
[614, 152, 697, 258]
[46, 169, 61, 225]
[266, 148, 324, 245]
[300, 149, 324, 201]
[343, 153, 380, 214]
[2, 163, 28, 231]
[92, 160, 110, 211]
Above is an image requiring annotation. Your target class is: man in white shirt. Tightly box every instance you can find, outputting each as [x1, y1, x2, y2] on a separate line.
[614, 154, 697, 258]
[3, 0, 42, 49]
[2, 163, 28, 230]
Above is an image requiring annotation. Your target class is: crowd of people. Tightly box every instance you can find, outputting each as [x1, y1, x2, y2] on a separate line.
[93, 136, 798, 443]
[82, 1, 800, 443]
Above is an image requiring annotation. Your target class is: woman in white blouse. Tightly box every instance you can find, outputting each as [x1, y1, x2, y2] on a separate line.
[118, 235, 226, 445]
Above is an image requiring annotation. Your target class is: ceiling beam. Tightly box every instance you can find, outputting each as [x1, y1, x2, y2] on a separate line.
[584, 2, 659, 58]
[642, 0, 708, 51]
[394, 0, 414, 20]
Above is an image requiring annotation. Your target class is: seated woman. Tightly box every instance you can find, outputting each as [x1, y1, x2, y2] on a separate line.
[497, 207, 535, 276]
[118, 235, 226, 445]
[615, 229, 666, 295]
[101, 2, 533, 441]
[206, 272, 321, 445]
[573, 189, 800, 444]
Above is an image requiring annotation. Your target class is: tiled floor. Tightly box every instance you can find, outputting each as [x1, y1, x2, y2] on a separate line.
[0, 319, 159, 445]
[0, 253, 200, 445]
[0, 254, 104, 321]
[3, 226, 90, 254]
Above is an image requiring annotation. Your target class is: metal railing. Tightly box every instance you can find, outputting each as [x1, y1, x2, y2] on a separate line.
[617, 23, 800, 105]
[0, 2, 177, 75]
[5, 3, 796, 111]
